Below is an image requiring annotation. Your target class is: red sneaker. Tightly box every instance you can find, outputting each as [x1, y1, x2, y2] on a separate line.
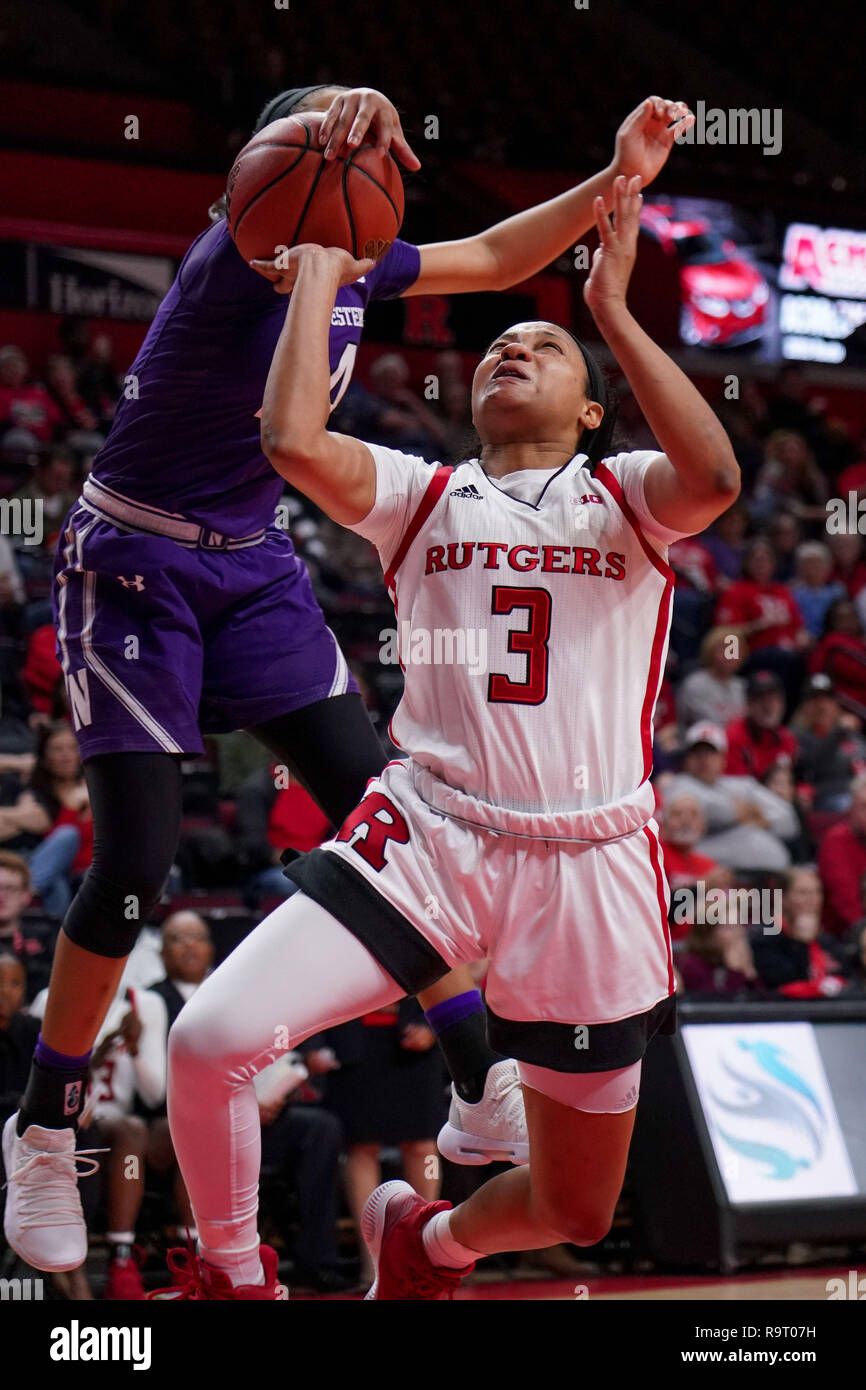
[104, 1250, 145, 1300]
[361, 1180, 474, 1301]
[147, 1243, 283, 1300]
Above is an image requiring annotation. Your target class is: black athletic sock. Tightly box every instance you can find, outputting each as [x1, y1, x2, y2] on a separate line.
[425, 993, 504, 1103]
[17, 1053, 89, 1135]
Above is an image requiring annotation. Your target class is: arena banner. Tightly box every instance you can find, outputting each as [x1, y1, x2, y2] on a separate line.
[0, 242, 175, 321]
[682, 1021, 858, 1204]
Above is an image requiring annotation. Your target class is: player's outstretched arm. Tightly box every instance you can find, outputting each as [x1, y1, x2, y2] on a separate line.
[585, 175, 740, 536]
[259, 244, 379, 526]
[406, 96, 693, 296]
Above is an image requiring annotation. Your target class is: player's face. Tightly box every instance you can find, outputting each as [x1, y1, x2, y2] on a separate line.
[471, 322, 603, 450]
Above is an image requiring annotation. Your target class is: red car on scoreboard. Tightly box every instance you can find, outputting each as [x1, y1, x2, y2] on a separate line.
[640, 204, 770, 348]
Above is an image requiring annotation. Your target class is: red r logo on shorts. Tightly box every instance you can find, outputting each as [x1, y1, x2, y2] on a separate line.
[335, 791, 410, 871]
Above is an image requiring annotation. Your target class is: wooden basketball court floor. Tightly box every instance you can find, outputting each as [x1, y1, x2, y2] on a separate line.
[302, 1266, 853, 1300]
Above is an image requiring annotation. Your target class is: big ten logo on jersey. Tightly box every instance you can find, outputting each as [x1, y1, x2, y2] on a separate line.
[334, 790, 409, 871]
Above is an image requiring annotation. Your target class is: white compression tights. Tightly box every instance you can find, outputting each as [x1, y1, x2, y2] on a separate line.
[167, 892, 404, 1275]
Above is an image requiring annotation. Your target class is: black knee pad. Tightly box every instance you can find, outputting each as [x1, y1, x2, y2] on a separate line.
[61, 751, 184, 958]
[63, 861, 172, 958]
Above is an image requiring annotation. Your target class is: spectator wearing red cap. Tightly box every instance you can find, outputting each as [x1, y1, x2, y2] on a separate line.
[794, 675, 866, 812]
[817, 773, 866, 937]
[725, 670, 797, 781]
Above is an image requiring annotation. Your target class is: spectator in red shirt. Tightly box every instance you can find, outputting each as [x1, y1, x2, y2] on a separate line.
[811, 598, 866, 711]
[716, 538, 808, 706]
[716, 540, 808, 655]
[725, 670, 798, 780]
[21, 624, 64, 719]
[659, 792, 731, 941]
[0, 346, 61, 446]
[817, 773, 866, 937]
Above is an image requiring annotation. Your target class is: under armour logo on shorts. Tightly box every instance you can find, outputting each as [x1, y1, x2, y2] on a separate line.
[117, 574, 146, 591]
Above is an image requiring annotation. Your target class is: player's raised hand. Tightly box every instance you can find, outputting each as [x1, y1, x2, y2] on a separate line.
[318, 87, 422, 171]
[250, 244, 376, 294]
[583, 174, 643, 318]
[612, 96, 694, 188]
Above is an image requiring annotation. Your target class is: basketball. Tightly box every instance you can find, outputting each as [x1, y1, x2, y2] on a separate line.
[225, 112, 405, 264]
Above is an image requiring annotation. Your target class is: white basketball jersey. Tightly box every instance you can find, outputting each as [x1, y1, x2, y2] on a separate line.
[354, 446, 689, 823]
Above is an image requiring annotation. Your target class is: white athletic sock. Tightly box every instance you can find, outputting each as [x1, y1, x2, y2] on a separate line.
[422, 1209, 481, 1269]
[198, 1241, 264, 1288]
[106, 1230, 136, 1246]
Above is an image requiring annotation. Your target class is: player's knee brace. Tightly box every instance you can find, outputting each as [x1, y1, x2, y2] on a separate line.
[62, 855, 173, 959]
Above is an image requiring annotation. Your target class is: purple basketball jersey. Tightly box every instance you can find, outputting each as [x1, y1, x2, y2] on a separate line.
[90, 220, 420, 536]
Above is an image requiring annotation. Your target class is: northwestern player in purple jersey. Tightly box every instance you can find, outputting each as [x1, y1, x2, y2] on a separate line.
[2, 83, 692, 1276]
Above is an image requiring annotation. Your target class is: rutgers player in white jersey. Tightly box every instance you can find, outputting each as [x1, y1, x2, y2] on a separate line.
[155, 174, 739, 1301]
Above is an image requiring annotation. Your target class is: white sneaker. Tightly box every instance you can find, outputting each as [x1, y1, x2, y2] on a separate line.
[437, 1059, 529, 1166]
[2, 1112, 105, 1272]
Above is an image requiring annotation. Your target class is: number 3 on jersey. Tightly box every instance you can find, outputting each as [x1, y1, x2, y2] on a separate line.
[487, 585, 552, 706]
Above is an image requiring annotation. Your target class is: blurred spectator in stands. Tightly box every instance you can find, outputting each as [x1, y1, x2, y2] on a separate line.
[0, 345, 61, 447]
[750, 430, 828, 526]
[790, 541, 847, 639]
[12, 447, 78, 548]
[29, 721, 93, 893]
[323, 1001, 446, 1287]
[0, 724, 91, 916]
[716, 538, 808, 703]
[767, 511, 801, 584]
[659, 793, 731, 941]
[44, 354, 105, 454]
[367, 352, 450, 458]
[812, 597, 866, 710]
[829, 532, 866, 599]
[0, 950, 38, 1130]
[76, 332, 121, 431]
[842, 922, 866, 996]
[0, 537, 24, 612]
[69, 980, 168, 1299]
[236, 766, 331, 903]
[677, 917, 759, 998]
[21, 624, 64, 722]
[701, 500, 749, 583]
[817, 773, 866, 938]
[764, 365, 826, 445]
[677, 626, 747, 730]
[665, 722, 798, 872]
[794, 674, 866, 812]
[762, 761, 813, 864]
[0, 851, 54, 1002]
[752, 866, 846, 998]
[725, 670, 797, 780]
[668, 533, 718, 665]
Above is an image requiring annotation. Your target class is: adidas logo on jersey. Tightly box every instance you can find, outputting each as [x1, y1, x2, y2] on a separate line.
[449, 483, 483, 499]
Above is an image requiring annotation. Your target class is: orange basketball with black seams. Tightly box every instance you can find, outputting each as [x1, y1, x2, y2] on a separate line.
[226, 112, 405, 264]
